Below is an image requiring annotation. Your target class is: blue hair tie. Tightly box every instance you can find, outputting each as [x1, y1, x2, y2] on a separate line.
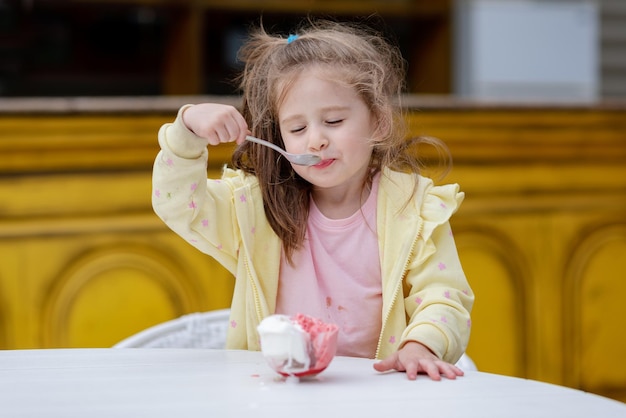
[287, 34, 299, 44]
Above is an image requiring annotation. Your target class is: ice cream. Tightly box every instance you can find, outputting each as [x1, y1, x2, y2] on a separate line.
[257, 313, 339, 377]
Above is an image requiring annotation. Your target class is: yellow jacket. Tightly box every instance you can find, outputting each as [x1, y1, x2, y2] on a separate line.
[153, 106, 474, 362]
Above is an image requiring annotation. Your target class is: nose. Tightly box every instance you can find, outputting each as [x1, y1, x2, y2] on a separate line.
[307, 127, 329, 152]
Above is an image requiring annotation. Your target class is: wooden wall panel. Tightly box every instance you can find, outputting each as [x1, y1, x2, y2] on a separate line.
[41, 243, 198, 348]
[454, 226, 528, 378]
[2, 226, 236, 349]
[564, 223, 626, 400]
[0, 145, 236, 349]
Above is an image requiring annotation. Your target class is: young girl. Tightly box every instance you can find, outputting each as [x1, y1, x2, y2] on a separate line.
[152, 20, 473, 380]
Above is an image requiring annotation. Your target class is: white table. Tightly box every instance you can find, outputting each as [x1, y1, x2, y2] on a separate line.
[1, 348, 624, 417]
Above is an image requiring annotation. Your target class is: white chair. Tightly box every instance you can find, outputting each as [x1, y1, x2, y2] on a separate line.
[113, 308, 478, 371]
[113, 309, 231, 349]
[455, 352, 478, 371]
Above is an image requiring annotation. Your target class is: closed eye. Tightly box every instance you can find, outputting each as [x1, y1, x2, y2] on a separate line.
[326, 119, 343, 125]
[290, 126, 306, 133]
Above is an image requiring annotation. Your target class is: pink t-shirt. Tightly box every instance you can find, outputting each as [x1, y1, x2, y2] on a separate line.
[275, 175, 382, 358]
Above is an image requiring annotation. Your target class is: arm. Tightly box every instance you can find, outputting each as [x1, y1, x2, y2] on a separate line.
[152, 104, 249, 272]
[375, 221, 473, 380]
[375, 182, 474, 380]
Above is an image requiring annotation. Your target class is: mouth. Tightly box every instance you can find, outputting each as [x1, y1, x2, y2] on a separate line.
[313, 158, 334, 168]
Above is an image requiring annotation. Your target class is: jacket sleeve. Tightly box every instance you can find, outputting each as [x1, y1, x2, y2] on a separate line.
[400, 183, 474, 364]
[152, 105, 240, 274]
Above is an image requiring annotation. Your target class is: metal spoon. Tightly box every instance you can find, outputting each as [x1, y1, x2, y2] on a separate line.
[246, 135, 321, 166]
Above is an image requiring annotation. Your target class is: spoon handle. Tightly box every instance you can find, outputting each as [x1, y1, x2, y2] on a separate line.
[245, 135, 286, 156]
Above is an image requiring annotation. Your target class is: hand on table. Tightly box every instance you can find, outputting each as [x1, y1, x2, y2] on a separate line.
[373, 341, 464, 381]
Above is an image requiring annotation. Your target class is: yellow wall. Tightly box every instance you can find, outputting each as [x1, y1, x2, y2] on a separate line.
[0, 111, 236, 351]
[1, 98, 625, 402]
[408, 105, 626, 402]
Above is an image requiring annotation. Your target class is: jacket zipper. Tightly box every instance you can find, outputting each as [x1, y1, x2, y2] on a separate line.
[242, 185, 264, 346]
[244, 253, 264, 322]
[374, 220, 422, 359]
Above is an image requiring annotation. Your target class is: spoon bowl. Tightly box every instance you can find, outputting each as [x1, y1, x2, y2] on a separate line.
[246, 135, 321, 166]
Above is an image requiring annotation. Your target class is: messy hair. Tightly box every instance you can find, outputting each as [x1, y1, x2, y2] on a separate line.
[232, 19, 450, 262]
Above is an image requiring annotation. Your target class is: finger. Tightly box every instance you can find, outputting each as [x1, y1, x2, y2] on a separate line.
[441, 363, 464, 379]
[205, 134, 222, 146]
[440, 366, 457, 380]
[404, 361, 419, 381]
[373, 357, 397, 373]
[227, 112, 249, 144]
[223, 125, 241, 144]
[223, 116, 245, 144]
[421, 361, 442, 381]
[212, 125, 233, 145]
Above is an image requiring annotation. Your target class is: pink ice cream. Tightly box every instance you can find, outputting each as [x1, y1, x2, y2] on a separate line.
[257, 313, 339, 377]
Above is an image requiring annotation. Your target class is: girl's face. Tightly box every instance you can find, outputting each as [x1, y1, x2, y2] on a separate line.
[278, 68, 377, 200]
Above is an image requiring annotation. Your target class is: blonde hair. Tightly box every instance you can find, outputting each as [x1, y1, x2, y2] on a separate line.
[232, 19, 450, 261]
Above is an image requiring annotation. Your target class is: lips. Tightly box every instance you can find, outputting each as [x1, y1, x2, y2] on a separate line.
[313, 158, 334, 168]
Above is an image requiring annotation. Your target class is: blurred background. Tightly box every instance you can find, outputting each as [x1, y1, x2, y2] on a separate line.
[1, 0, 625, 405]
[1, 0, 624, 99]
